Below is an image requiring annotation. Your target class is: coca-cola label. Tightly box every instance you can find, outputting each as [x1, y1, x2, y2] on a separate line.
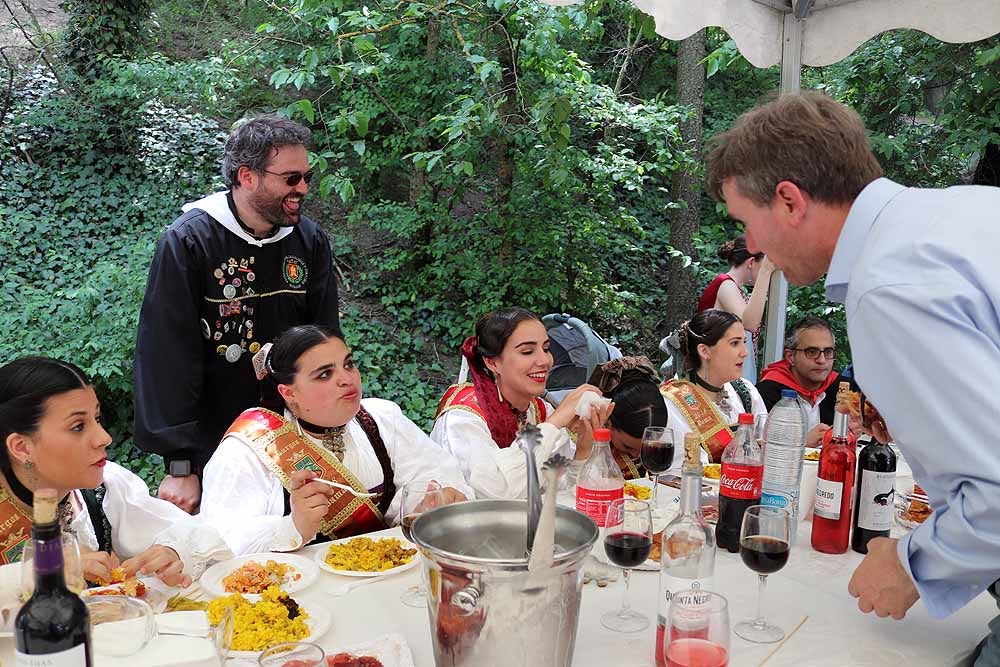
[720, 463, 762, 499]
[576, 486, 623, 527]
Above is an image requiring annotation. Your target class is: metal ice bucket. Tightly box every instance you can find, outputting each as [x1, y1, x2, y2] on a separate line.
[410, 499, 598, 667]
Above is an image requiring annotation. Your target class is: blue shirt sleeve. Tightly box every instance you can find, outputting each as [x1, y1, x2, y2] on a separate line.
[849, 280, 1000, 618]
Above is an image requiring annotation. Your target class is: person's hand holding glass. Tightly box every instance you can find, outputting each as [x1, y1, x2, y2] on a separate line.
[735, 505, 791, 643]
[601, 497, 653, 632]
[640, 427, 675, 512]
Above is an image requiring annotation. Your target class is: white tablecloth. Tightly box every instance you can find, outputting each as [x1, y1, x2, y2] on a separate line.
[1, 496, 993, 666]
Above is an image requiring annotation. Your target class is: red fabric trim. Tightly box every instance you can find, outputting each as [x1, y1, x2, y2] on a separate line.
[759, 360, 838, 405]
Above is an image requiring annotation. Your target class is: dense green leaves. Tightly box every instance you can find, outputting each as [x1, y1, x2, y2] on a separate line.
[3, 1, 998, 488]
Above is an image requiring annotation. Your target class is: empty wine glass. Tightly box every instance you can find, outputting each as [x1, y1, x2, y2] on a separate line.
[85, 595, 156, 657]
[601, 497, 653, 632]
[735, 505, 791, 643]
[399, 479, 449, 608]
[85, 595, 233, 660]
[259, 641, 325, 666]
[640, 427, 676, 508]
[19, 532, 85, 600]
[665, 589, 730, 667]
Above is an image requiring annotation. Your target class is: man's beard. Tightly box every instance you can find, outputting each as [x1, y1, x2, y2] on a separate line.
[251, 192, 302, 227]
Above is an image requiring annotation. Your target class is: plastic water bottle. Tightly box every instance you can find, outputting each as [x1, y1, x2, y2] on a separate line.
[760, 389, 808, 543]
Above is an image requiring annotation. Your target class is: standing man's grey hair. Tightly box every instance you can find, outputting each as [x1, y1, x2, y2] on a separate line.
[221, 114, 312, 188]
[784, 316, 834, 350]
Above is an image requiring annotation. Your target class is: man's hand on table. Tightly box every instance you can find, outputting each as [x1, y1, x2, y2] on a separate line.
[806, 423, 830, 448]
[848, 537, 919, 619]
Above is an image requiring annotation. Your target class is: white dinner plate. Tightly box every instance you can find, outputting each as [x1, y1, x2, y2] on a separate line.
[80, 579, 169, 613]
[227, 606, 331, 660]
[200, 552, 319, 601]
[315, 536, 420, 578]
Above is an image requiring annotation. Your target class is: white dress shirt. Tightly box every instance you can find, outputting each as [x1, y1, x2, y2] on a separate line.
[430, 398, 579, 499]
[201, 398, 473, 556]
[826, 177, 1000, 618]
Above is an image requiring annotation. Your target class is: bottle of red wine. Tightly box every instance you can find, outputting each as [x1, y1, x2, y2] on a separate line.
[851, 437, 897, 554]
[15, 488, 92, 666]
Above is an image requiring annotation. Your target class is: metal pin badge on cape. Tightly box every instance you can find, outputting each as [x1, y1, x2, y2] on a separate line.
[224, 344, 242, 363]
[223, 284, 237, 299]
[200, 318, 211, 340]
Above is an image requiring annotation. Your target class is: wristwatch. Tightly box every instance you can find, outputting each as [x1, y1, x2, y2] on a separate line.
[168, 459, 193, 477]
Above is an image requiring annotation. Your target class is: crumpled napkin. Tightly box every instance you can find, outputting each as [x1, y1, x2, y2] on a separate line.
[574, 391, 612, 418]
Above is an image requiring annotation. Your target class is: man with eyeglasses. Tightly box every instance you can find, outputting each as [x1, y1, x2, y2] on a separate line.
[133, 114, 340, 514]
[756, 316, 853, 447]
[707, 91, 1000, 664]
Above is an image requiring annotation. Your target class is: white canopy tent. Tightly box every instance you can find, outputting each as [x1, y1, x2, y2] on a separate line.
[541, 0, 1000, 365]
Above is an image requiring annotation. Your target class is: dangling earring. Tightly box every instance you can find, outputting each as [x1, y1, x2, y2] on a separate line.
[23, 459, 37, 489]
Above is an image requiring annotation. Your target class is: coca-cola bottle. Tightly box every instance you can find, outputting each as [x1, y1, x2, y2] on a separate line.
[716, 413, 763, 553]
[811, 383, 857, 554]
[576, 427, 625, 529]
[655, 433, 716, 667]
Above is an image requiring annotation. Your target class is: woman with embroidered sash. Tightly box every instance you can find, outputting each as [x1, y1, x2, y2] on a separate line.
[430, 307, 613, 499]
[0, 356, 230, 594]
[588, 356, 669, 480]
[200, 325, 472, 556]
[661, 310, 768, 464]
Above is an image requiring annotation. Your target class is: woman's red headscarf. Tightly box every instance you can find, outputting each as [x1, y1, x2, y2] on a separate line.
[461, 335, 523, 448]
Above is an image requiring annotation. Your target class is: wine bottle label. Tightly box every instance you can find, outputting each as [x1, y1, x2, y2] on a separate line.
[576, 487, 623, 527]
[720, 463, 762, 499]
[814, 478, 844, 520]
[15, 644, 86, 666]
[857, 470, 895, 531]
[657, 573, 714, 617]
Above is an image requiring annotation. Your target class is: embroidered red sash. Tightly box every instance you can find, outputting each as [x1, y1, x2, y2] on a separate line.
[613, 449, 643, 481]
[434, 383, 548, 448]
[224, 408, 387, 539]
[0, 476, 31, 565]
[660, 380, 734, 463]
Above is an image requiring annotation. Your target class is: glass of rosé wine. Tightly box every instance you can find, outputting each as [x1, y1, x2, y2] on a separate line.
[665, 589, 730, 667]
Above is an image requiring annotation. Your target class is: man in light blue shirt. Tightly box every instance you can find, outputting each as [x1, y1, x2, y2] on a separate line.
[705, 91, 1000, 665]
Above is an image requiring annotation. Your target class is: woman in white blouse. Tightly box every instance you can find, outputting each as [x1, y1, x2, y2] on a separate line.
[430, 307, 611, 499]
[0, 356, 229, 587]
[201, 324, 473, 556]
[661, 309, 768, 465]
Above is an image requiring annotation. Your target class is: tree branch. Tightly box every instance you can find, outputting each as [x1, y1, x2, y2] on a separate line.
[1, 0, 72, 94]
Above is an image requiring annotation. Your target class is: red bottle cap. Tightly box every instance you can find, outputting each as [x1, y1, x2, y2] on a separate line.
[593, 428, 611, 441]
[738, 413, 754, 425]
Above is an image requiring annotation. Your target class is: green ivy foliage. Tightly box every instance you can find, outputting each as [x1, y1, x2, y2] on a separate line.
[1, 66, 227, 489]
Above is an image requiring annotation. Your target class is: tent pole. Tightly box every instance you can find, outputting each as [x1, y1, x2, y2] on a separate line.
[761, 12, 804, 368]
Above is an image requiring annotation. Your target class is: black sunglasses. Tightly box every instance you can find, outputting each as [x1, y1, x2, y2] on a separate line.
[262, 169, 314, 187]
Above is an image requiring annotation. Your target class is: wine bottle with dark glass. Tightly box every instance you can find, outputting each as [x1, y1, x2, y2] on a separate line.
[851, 437, 897, 554]
[15, 487, 92, 665]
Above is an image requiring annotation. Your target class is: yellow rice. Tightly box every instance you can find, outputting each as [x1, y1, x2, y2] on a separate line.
[323, 537, 416, 572]
[206, 585, 309, 652]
